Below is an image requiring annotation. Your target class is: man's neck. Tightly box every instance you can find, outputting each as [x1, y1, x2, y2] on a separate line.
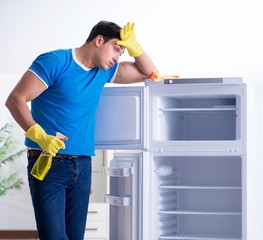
[75, 43, 95, 69]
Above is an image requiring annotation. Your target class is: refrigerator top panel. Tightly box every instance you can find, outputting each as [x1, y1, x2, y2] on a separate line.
[145, 77, 243, 86]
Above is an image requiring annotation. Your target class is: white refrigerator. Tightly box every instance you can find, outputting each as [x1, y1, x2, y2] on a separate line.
[94, 78, 246, 240]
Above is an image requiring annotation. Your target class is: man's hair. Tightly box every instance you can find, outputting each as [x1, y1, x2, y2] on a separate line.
[86, 20, 121, 43]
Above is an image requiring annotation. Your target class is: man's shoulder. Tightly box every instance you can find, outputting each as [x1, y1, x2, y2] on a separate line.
[44, 48, 72, 58]
[34, 49, 73, 68]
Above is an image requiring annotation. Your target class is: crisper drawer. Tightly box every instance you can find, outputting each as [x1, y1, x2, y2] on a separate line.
[95, 86, 145, 150]
[147, 79, 246, 153]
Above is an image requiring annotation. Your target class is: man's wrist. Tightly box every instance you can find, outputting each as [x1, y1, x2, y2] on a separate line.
[128, 43, 143, 57]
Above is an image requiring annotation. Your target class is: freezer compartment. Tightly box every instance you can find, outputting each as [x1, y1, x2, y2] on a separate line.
[148, 82, 246, 153]
[153, 95, 239, 141]
[104, 153, 142, 240]
[150, 155, 243, 240]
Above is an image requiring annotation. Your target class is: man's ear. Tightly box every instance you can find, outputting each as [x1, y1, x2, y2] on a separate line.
[95, 35, 104, 46]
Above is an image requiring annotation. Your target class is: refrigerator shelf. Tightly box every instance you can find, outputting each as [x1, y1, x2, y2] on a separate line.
[158, 234, 241, 240]
[159, 185, 241, 190]
[159, 107, 237, 112]
[159, 210, 241, 216]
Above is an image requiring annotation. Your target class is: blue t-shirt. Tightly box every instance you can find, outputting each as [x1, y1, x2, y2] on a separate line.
[25, 48, 118, 156]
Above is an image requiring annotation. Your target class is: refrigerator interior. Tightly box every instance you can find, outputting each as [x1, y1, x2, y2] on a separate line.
[152, 94, 240, 141]
[150, 155, 243, 240]
[147, 83, 245, 154]
[159, 95, 238, 141]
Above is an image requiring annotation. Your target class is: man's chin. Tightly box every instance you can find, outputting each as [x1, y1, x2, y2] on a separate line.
[98, 65, 110, 70]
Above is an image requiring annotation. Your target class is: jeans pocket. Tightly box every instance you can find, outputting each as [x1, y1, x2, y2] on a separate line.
[52, 157, 63, 166]
[27, 156, 37, 170]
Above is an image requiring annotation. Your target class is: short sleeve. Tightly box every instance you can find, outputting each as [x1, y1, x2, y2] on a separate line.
[107, 62, 119, 83]
[28, 51, 61, 87]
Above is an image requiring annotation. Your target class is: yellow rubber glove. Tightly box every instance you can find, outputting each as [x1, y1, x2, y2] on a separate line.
[117, 22, 143, 57]
[25, 123, 65, 156]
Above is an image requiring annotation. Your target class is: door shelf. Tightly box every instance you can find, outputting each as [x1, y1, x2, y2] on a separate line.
[105, 153, 142, 240]
[158, 234, 241, 240]
[104, 194, 130, 206]
[104, 167, 131, 177]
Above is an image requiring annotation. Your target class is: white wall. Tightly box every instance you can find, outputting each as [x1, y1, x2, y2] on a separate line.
[0, 72, 35, 229]
[1, 0, 262, 238]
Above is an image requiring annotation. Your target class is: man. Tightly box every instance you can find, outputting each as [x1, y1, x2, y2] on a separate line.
[5, 20, 158, 239]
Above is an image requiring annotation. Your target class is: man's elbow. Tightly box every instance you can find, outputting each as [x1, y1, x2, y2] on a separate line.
[5, 94, 17, 112]
[5, 95, 12, 110]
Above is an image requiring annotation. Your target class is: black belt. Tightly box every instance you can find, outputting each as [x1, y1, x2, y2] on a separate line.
[27, 150, 83, 159]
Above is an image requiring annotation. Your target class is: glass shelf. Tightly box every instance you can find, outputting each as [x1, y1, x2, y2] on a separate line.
[159, 185, 242, 190]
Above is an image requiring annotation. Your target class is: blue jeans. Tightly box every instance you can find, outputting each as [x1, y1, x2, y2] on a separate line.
[27, 155, 92, 240]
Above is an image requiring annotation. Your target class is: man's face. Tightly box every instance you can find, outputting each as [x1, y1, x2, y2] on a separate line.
[95, 38, 125, 70]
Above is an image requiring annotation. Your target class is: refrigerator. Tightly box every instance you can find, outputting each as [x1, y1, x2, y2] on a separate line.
[94, 77, 246, 240]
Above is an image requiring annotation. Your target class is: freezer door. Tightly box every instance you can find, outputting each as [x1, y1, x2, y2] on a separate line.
[95, 86, 146, 149]
[104, 152, 143, 240]
[148, 81, 246, 153]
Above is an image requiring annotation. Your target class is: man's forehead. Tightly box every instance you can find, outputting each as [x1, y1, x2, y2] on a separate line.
[114, 41, 125, 53]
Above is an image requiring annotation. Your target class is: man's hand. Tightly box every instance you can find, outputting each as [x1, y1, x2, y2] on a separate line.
[117, 22, 143, 57]
[25, 123, 65, 156]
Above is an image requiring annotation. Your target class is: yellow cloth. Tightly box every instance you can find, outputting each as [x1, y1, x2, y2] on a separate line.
[150, 72, 180, 81]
